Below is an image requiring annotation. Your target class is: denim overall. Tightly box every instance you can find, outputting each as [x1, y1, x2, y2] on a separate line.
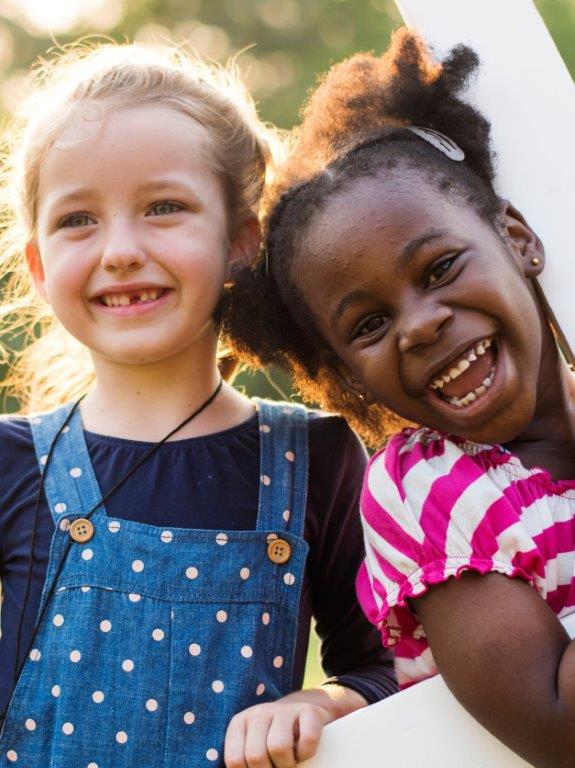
[0, 399, 309, 767]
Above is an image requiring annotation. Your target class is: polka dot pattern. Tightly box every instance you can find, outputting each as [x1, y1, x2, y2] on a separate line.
[14, 398, 307, 765]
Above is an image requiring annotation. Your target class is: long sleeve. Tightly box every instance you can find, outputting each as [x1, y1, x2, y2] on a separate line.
[305, 415, 397, 703]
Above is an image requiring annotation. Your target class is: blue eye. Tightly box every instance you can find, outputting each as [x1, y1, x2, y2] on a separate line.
[59, 213, 94, 228]
[147, 201, 183, 216]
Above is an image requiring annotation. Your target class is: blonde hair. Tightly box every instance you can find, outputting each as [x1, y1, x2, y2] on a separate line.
[0, 41, 278, 411]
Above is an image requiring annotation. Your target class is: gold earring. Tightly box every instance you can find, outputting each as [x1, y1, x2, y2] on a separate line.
[531, 257, 540, 266]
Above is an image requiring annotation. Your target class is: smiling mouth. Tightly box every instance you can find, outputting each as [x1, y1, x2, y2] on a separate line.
[98, 288, 166, 307]
[427, 337, 497, 409]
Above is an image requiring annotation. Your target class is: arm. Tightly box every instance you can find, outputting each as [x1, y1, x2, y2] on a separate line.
[225, 417, 396, 767]
[415, 571, 575, 768]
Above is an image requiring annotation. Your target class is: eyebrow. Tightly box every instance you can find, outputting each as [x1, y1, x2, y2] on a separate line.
[398, 228, 450, 270]
[46, 177, 200, 210]
[331, 288, 373, 331]
[330, 228, 452, 330]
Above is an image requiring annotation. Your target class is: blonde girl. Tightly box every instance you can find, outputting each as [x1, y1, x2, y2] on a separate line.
[0, 44, 395, 768]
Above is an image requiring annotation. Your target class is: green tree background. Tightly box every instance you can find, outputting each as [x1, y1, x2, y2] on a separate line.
[0, 0, 573, 685]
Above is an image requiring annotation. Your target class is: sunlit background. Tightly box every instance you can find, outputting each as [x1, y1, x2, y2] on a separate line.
[0, 0, 573, 685]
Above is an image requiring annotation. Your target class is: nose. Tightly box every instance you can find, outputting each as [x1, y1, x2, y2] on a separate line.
[398, 300, 452, 354]
[100, 218, 146, 273]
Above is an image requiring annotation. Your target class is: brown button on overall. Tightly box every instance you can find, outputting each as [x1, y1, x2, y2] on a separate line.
[69, 518, 94, 543]
[267, 538, 291, 564]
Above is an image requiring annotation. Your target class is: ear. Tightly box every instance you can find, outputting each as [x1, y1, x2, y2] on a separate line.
[497, 200, 545, 278]
[325, 354, 373, 404]
[25, 241, 48, 301]
[225, 214, 261, 286]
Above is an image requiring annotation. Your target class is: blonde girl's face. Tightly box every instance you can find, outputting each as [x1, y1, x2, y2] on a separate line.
[28, 104, 249, 370]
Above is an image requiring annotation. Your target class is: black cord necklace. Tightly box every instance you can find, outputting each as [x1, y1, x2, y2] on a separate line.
[9, 377, 224, 714]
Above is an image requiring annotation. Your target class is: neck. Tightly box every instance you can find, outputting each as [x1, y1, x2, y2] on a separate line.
[80, 339, 254, 441]
[505, 343, 575, 481]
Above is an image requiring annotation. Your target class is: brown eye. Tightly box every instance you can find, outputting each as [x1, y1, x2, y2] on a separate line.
[355, 315, 386, 338]
[427, 255, 458, 286]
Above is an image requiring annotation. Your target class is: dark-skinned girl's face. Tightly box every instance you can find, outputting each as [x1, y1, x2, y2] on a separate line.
[294, 168, 548, 445]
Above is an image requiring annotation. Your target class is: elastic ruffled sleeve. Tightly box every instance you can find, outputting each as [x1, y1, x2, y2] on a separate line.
[356, 429, 545, 663]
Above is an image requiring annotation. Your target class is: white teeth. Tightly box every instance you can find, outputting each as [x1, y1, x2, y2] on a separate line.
[428, 336, 494, 399]
[100, 289, 163, 307]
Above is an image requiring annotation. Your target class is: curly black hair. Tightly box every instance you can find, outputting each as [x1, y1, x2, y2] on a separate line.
[220, 29, 501, 447]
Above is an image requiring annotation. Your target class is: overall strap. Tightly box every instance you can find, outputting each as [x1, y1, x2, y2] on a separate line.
[254, 399, 309, 538]
[29, 404, 105, 524]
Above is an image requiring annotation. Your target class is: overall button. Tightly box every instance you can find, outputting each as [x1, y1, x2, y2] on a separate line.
[267, 538, 291, 564]
[69, 518, 94, 543]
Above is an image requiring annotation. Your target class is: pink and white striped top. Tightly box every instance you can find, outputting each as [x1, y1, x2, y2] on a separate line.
[356, 427, 575, 689]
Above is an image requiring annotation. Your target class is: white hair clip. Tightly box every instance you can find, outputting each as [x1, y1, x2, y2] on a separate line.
[407, 126, 465, 161]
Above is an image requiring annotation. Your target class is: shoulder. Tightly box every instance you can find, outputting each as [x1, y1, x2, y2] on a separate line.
[0, 415, 39, 498]
[0, 413, 35, 452]
[364, 426, 505, 509]
[306, 408, 368, 478]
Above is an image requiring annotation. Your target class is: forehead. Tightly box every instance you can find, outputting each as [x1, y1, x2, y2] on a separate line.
[37, 104, 216, 202]
[298, 171, 483, 293]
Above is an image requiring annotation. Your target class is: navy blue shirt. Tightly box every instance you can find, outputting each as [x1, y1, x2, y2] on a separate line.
[0, 410, 396, 716]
